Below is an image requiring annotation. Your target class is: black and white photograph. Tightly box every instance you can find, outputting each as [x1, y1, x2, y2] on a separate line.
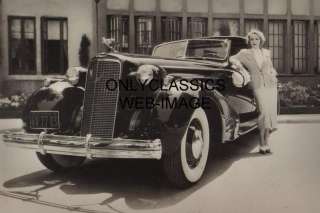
[0, 0, 320, 212]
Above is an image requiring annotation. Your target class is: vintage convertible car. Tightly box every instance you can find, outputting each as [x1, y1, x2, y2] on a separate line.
[3, 36, 258, 188]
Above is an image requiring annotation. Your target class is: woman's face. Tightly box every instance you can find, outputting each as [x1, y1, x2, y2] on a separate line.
[249, 33, 261, 49]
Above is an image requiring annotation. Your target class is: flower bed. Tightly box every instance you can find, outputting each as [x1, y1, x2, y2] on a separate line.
[278, 81, 320, 114]
[0, 93, 28, 118]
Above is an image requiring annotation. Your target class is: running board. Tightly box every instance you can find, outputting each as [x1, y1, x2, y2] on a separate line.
[238, 119, 258, 136]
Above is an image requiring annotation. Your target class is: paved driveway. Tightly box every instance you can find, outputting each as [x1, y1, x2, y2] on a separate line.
[0, 120, 320, 213]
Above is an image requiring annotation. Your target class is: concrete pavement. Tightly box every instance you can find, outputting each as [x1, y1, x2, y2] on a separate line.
[0, 114, 320, 131]
[1, 116, 320, 213]
[0, 122, 320, 213]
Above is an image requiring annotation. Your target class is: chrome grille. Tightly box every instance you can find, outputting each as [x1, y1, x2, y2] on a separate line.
[81, 59, 121, 138]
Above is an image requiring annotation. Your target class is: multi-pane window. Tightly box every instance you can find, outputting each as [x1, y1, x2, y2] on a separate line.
[292, 21, 308, 73]
[187, 17, 208, 38]
[161, 17, 182, 41]
[268, 20, 286, 74]
[315, 21, 320, 73]
[244, 19, 263, 35]
[8, 16, 36, 75]
[106, 15, 129, 52]
[212, 19, 240, 36]
[135, 16, 155, 55]
[41, 17, 68, 74]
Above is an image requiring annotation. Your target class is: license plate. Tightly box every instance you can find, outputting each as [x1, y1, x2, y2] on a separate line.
[29, 111, 60, 129]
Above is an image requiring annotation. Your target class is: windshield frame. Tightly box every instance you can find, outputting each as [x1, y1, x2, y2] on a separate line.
[152, 39, 231, 61]
[152, 39, 189, 58]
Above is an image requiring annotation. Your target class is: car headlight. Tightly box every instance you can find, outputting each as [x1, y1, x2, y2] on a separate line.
[232, 68, 251, 88]
[136, 65, 156, 85]
[66, 67, 87, 85]
[136, 64, 166, 85]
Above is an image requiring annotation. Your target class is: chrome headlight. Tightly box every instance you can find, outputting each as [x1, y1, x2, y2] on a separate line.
[136, 64, 166, 85]
[231, 67, 251, 88]
[66, 67, 87, 85]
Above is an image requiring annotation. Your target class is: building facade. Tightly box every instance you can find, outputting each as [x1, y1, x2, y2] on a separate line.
[1, 0, 320, 110]
[0, 0, 95, 94]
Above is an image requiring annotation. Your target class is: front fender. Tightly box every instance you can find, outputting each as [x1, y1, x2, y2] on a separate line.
[23, 81, 84, 134]
[154, 90, 202, 155]
[153, 87, 235, 155]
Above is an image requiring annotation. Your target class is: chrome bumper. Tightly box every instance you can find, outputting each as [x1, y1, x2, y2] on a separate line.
[2, 131, 162, 160]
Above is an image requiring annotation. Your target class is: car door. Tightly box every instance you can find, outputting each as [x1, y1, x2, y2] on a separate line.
[218, 69, 258, 123]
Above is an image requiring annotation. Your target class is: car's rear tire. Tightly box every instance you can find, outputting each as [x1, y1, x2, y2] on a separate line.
[163, 108, 210, 188]
[36, 152, 85, 172]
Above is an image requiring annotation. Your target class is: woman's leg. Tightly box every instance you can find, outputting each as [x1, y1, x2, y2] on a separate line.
[264, 128, 271, 151]
[259, 127, 265, 147]
[254, 89, 270, 153]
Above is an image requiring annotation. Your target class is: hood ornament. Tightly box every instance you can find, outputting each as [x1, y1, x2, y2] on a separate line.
[102, 37, 118, 53]
[89, 68, 93, 78]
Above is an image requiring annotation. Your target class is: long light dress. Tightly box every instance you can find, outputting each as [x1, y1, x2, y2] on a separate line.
[232, 48, 278, 130]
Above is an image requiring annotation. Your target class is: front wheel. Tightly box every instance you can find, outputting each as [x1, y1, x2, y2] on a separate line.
[36, 153, 85, 172]
[163, 108, 210, 188]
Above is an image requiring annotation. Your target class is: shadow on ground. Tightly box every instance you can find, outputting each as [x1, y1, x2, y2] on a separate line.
[3, 129, 265, 211]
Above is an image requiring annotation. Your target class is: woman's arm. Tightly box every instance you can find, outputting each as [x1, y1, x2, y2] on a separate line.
[229, 49, 246, 70]
[263, 49, 278, 76]
[229, 49, 251, 87]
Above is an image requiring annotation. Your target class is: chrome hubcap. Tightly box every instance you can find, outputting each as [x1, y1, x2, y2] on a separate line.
[192, 129, 204, 159]
[186, 119, 204, 168]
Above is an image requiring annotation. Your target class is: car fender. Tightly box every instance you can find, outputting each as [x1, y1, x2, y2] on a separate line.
[154, 88, 228, 156]
[23, 81, 84, 133]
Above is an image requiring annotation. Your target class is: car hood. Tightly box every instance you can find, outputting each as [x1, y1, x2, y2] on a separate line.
[95, 52, 230, 74]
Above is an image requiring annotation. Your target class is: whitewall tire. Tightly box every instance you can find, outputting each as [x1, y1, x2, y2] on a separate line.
[163, 108, 210, 188]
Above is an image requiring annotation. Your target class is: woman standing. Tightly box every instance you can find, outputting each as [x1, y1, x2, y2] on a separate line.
[230, 29, 278, 154]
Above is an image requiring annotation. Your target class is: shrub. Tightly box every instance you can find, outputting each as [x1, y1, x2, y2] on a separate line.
[79, 34, 91, 68]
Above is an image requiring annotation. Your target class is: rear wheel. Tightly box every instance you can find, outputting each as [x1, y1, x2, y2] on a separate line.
[163, 108, 210, 188]
[36, 153, 85, 172]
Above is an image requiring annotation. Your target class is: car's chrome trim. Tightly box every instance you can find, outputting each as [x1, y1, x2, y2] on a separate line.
[2, 131, 162, 160]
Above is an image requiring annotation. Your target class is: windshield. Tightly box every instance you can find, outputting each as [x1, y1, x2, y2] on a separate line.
[152, 39, 229, 60]
[152, 41, 188, 58]
[186, 39, 229, 60]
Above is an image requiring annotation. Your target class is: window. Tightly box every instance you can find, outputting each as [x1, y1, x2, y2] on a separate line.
[244, 19, 263, 35]
[315, 21, 320, 73]
[292, 21, 308, 73]
[268, 20, 286, 74]
[41, 17, 68, 74]
[153, 41, 187, 58]
[106, 15, 129, 52]
[161, 17, 182, 41]
[8, 16, 36, 75]
[135, 16, 155, 55]
[213, 19, 240, 36]
[187, 17, 208, 38]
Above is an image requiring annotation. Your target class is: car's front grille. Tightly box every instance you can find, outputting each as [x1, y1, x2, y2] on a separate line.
[81, 59, 121, 138]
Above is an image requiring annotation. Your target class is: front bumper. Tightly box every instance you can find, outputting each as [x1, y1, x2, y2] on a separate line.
[2, 131, 162, 160]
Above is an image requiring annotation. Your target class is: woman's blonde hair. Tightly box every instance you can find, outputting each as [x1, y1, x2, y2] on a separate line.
[246, 29, 266, 48]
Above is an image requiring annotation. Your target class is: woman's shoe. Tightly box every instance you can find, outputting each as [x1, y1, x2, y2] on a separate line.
[259, 149, 266, 154]
[265, 145, 271, 153]
[259, 146, 266, 154]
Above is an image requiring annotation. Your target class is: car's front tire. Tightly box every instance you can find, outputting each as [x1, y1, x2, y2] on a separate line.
[163, 108, 210, 188]
[36, 152, 85, 172]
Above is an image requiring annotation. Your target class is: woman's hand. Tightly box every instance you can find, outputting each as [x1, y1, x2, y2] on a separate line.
[270, 67, 277, 77]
